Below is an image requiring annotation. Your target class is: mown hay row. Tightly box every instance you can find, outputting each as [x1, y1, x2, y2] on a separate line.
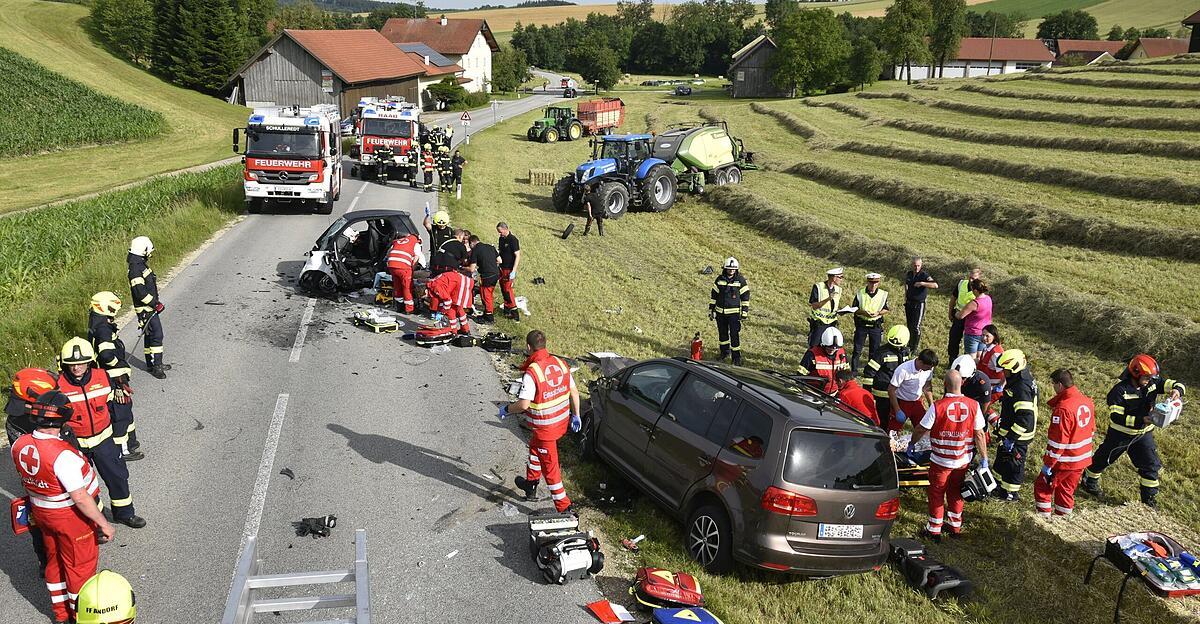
[705, 184, 1200, 380]
[1120, 54, 1200, 66]
[957, 83, 1200, 109]
[1058, 65, 1200, 78]
[859, 91, 1199, 131]
[698, 107, 720, 123]
[835, 140, 1200, 204]
[784, 160, 1200, 261]
[748, 101, 827, 143]
[810, 99, 1200, 160]
[644, 110, 661, 133]
[1022, 73, 1200, 91]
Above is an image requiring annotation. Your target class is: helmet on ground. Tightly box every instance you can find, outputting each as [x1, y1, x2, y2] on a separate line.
[433, 210, 450, 227]
[29, 390, 74, 429]
[129, 236, 153, 257]
[60, 337, 97, 366]
[996, 349, 1027, 374]
[950, 354, 976, 379]
[819, 327, 844, 349]
[885, 325, 910, 348]
[76, 570, 136, 624]
[723, 257, 739, 271]
[90, 292, 122, 317]
[12, 368, 57, 403]
[1127, 354, 1159, 379]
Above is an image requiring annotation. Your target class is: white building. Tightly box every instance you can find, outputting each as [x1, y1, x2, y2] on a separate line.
[381, 17, 499, 93]
[895, 38, 1055, 81]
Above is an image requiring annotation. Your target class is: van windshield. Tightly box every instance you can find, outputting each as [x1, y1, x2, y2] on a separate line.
[783, 429, 897, 491]
[362, 119, 412, 138]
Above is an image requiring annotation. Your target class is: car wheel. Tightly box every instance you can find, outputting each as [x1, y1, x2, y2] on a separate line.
[687, 504, 734, 573]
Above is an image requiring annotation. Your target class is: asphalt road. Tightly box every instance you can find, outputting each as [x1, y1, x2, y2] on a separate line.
[0, 88, 603, 623]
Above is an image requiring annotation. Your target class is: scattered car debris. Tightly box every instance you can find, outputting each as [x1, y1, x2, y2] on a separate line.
[204, 300, 226, 305]
[622, 535, 645, 553]
[586, 600, 636, 623]
[532, 277, 546, 285]
[293, 515, 337, 538]
[561, 223, 575, 239]
[279, 468, 295, 480]
[446, 550, 459, 559]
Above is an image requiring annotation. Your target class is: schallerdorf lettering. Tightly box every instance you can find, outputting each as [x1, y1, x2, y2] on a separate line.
[251, 159, 313, 168]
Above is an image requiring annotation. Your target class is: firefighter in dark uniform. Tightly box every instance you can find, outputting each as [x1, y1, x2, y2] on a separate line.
[436, 145, 452, 191]
[87, 292, 143, 461]
[863, 325, 910, 426]
[708, 257, 750, 365]
[424, 210, 454, 252]
[992, 349, 1037, 501]
[1083, 354, 1185, 508]
[449, 150, 466, 190]
[128, 236, 166, 379]
[422, 144, 436, 192]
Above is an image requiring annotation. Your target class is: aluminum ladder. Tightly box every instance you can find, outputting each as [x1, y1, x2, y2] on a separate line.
[221, 528, 370, 624]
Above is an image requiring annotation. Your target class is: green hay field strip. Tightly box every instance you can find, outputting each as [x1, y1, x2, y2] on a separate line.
[1022, 72, 1200, 90]
[955, 82, 1200, 109]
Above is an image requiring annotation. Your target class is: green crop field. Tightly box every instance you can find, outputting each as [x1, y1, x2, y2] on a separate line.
[0, 47, 167, 158]
[447, 56, 1200, 623]
[0, 0, 247, 212]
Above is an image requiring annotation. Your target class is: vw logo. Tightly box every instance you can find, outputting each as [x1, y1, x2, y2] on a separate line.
[844, 504, 856, 519]
[278, 171, 290, 180]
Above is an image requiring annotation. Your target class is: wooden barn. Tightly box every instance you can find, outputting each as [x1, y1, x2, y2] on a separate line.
[1186, 9, 1200, 53]
[728, 35, 792, 99]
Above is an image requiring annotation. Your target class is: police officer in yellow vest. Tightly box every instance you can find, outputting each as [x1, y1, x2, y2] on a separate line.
[808, 267, 844, 347]
[947, 267, 982, 360]
[851, 273, 889, 373]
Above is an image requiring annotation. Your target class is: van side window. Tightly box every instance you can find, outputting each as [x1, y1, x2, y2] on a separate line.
[623, 364, 684, 412]
[726, 405, 772, 460]
[665, 375, 741, 439]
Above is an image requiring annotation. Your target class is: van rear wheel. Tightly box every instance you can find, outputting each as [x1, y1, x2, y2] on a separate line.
[687, 504, 734, 573]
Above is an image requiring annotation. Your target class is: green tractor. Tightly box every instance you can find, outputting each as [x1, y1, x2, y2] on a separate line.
[527, 106, 584, 143]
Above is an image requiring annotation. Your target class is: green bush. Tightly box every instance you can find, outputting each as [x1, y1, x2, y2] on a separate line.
[0, 46, 166, 157]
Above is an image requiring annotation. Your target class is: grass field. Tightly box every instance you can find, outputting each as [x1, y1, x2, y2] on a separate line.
[446, 60, 1200, 623]
[0, 0, 247, 212]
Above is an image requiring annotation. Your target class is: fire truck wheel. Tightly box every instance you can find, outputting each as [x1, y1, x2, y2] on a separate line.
[315, 199, 335, 215]
[246, 199, 263, 214]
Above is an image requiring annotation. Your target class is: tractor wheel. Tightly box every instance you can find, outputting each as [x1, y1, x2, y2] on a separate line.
[544, 127, 559, 143]
[588, 182, 629, 220]
[726, 166, 743, 185]
[567, 121, 583, 141]
[641, 164, 676, 213]
[527, 127, 538, 141]
[552, 175, 575, 213]
[714, 168, 730, 186]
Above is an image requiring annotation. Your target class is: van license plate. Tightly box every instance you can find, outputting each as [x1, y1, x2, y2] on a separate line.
[818, 524, 863, 539]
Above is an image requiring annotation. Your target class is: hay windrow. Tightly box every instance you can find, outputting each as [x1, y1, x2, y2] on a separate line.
[956, 83, 1200, 110]
[1022, 73, 1200, 91]
[1056, 65, 1200, 78]
[698, 107, 721, 123]
[748, 101, 828, 144]
[643, 110, 661, 133]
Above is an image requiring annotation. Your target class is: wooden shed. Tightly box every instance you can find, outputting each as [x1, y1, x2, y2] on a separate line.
[1185, 9, 1200, 53]
[728, 35, 792, 99]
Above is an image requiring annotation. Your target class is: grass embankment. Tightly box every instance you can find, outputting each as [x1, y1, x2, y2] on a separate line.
[447, 90, 1199, 624]
[1, 47, 166, 157]
[0, 0, 246, 212]
[0, 166, 242, 383]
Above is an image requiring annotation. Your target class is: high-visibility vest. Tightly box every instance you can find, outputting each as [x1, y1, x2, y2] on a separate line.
[928, 395, 980, 469]
[11, 434, 99, 510]
[1043, 386, 1095, 470]
[954, 278, 975, 312]
[56, 369, 114, 448]
[525, 354, 573, 440]
[810, 282, 840, 324]
[856, 288, 888, 325]
[386, 236, 419, 270]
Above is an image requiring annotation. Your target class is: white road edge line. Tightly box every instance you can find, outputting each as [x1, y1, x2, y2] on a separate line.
[288, 298, 317, 363]
[357, 180, 369, 195]
[344, 195, 361, 215]
[231, 392, 290, 567]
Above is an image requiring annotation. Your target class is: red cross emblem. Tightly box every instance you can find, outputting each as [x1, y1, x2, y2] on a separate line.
[18, 445, 40, 476]
[947, 401, 969, 423]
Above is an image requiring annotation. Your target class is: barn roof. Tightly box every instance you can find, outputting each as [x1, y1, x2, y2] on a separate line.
[1133, 37, 1191, 57]
[285, 29, 426, 84]
[954, 38, 1055, 62]
[402, 51, 463, 77]
[729, 35, 777, 71]
[380, 18, 499, 55]
[1054, 39, 1125, 57]
[1183, 9, 1200, 25]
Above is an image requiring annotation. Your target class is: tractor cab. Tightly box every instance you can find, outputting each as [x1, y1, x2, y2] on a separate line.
[576, 134, 654, 184]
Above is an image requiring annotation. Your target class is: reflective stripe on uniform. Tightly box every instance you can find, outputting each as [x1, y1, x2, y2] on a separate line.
[110, 496, 133, 507]
[1109, 422, 1153, 435]
[76, 425, 114, 449]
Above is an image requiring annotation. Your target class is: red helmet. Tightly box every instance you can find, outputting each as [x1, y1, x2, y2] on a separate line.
[1127, 354, 1159, 379]
[12, 368, 57, 403]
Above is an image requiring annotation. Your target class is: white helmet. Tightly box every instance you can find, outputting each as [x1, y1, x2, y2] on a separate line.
[819, 327, 844, 348]
[723, 257, 739, 271]
[130, 236, 154, 257]
[950, 354, 976, 378]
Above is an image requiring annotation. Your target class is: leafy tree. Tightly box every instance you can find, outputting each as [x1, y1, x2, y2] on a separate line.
[1141, 27, 1171, 38]
[928, 0, 966, 78]
[366, 3, 426, 31]
[847, 36, 883, 90]
[273, 0, 335, 30]
[616, 0, 654, 27]
[1105, 24, 1125, 40]
[235, 0, 276, 56]
[93, 0, 155, 63]
[768, 8, 850, 95]
[964, 10, 1026, 37]
[427, 76, 469, 108]
[490, 45, 530, 92]
[627, 21, 675, 73]
[571, 41, 621, 90]
[838, 12, 884, 47]
[881, 0, 932, 84]
[1036, 9, 1098, 40]
[764, 0, 799, 32]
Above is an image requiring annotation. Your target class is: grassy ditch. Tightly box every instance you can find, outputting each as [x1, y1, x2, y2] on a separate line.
[955, 83, 1200, 109]
[0, 165, 242, 382]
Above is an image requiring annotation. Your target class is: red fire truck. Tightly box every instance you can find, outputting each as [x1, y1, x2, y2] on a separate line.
[234, 104, 343, 214]
[351, 96, 422, 187]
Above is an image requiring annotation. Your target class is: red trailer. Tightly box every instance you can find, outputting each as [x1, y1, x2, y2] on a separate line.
[576, 98, 625, 135]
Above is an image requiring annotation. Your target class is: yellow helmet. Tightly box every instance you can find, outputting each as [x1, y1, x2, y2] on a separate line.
[60, 337, 96, 365]
[997, 349, 1027, 374]
[433, 210, 450, 227]
[76, 570, 136, 624]
[885, 325, 910, 348]
[90, 291, 122, 317]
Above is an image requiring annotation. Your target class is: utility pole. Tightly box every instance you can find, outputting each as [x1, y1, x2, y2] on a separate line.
[986, 15, 997, 76]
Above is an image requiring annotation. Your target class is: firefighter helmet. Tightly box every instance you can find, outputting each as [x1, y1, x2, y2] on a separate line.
[1127, 354, 1159, 379]
[432, 210, 450, 227]
[438, 145, 449, 153]
[76, 570, 136, 624]
[60, 337, 96, 366]
[129, 236, 154, 257]
[423, 143, 432, 150]
[723, 257, 739, 271]
[12, 368, 57, 403]
[885, 325, 910, 348]
[29, 391, 74, 429]
[997, 349, 1027, 374]
[950, 354, 976, 379]
[90, 291, 122, 317]
[819, 327, 844, 349]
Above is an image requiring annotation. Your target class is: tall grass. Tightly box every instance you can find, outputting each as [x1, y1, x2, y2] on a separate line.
[784, 160, 1200, 262]
[835, 140, 1200, 204]
[859, 91, 1200, 131]
[1022, 73, 1200, 91]
[0, 166, 242, 380]
[956, 83, 1200, 109]
[706, 184, 1200, 381]
[0, 47, 167, 157]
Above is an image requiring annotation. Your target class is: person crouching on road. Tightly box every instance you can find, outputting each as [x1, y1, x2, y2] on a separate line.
[1035, 369, 1095, 518]
[386, 232, 425, 314]
[426, 267, 474, 335]
[11, 391, 116, 623]
[798, 327, 849, 395]
[836, 369, 878, 426]
[502, 330, 581, 515]
[910, 370, 988, 542]
[887, 349, 938, 432]
[87, 292, 143, 461]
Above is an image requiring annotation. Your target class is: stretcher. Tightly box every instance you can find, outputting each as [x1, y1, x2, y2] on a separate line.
[894, 452, 930, 488]
[351, 310, 399, 333]
[1084, 532, 1200, 623]
[414, 324, 455, 347]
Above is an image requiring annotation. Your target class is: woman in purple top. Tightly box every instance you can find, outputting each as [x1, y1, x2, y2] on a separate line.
[957, 279, 992, 355]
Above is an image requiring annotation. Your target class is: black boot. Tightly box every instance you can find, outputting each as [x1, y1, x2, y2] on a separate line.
[116, 515, 147, 529]
[1141, 488, 1158, 510]
[514, 476, 538, 501]
[731, 351, 743, 366]
[718, 346, 729, 362]
[481, 313, 495, 323]
[582, 221, 591, 236]
[147, 354, 167, 380]
[121, 449, 145, 461]
[1081, 476, 1103, 498]
[597, 220, 605, 236]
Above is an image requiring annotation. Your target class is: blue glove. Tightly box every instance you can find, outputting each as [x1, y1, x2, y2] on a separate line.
[1001, 438, 1014, 453]
[498, 404, 508, 420]
[570, 413, 582, 433]
[978, 457, 989, 471]
[1041, 465, 1053, 479]
[424, 204, 431, 217]
[895, 410, 907, 425]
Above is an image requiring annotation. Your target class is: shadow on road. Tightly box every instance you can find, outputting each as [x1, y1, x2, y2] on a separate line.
[484, 521, 543, 583]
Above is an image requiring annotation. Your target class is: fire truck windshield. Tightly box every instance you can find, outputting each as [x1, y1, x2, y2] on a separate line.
[362, 119, 413, 138]
[247, 130, 321, 159]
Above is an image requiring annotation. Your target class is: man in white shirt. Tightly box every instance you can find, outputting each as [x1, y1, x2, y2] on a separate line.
[887, 349, 938, 431]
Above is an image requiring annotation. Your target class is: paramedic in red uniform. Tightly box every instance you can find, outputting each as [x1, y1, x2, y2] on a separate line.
[503, 330, 581, 514]
[1034, 369, 1095, 517]
[910, 370, 987, 542]
[11, 391, 116, 623]
[797, 327, 849, 396]
[385, 232, 425, 314]
[427, 267, 474, 335]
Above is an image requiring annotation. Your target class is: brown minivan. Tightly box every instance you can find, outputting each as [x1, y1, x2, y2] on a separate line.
[582, 358, 900, 575]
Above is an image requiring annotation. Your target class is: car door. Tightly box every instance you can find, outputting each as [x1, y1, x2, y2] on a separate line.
[643, 373, 742, 509]
[598, 363, 684, 480]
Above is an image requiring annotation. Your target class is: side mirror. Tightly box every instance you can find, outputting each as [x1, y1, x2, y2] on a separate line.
[330, 147, 339, 156]
[232, 128, 242, 155]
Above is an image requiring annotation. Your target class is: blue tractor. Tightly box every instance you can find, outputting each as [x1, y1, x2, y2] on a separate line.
[551, 134, 677, 219]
